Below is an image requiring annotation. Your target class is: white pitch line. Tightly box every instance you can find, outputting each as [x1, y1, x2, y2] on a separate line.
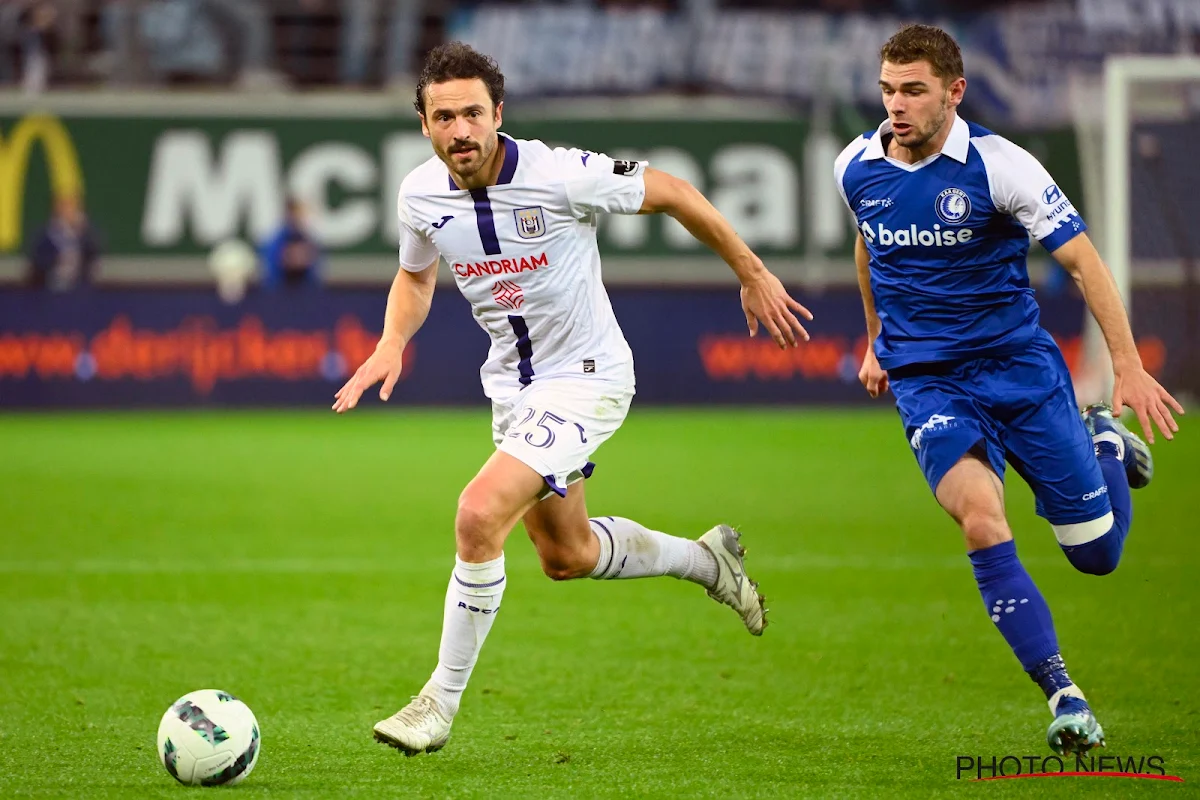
[0, 558, 447, 575]
[0, 555, 964, 575]
[2, 552, 1175, 575]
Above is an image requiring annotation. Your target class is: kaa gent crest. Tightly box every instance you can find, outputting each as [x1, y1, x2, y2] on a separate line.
[514, 206, 546, 240]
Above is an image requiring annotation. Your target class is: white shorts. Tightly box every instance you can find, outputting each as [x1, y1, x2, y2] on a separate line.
[492, 377, 634, 499]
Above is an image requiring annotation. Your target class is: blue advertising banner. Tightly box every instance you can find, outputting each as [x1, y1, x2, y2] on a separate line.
[0, 288, 1176, 409]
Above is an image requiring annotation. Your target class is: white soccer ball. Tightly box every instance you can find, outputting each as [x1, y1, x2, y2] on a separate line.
[156, 690, 261, 786]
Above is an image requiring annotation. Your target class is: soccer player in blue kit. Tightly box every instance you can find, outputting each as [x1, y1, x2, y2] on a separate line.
[836, 24, 1185, 754]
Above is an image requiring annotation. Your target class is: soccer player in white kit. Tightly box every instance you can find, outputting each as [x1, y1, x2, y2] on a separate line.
[333, 42, 813, 755]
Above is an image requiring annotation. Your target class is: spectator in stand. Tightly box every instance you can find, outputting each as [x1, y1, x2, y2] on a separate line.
[27, 193, 102, 291]
[98, 0, 282, 88]
[13, 0, 57, 94]
[341, 0, 422, 87]
[260, 198, 324, 290]
[0, 3, 19, 85]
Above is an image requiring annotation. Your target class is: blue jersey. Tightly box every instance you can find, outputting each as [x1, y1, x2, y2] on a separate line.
[836, 116, 1086, 370]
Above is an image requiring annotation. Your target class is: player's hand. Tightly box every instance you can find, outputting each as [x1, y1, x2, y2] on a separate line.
[859, 348, 889, 398]
[1112, 366, 1184, 444]
[332, 339, 404, 413]
[739, 268, 813, 348]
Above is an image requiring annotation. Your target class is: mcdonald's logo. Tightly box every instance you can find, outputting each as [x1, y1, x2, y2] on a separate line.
[0, 114, 85, 252]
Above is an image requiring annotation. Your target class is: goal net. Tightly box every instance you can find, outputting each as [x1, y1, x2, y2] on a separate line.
[1069, 55, 1200, 405]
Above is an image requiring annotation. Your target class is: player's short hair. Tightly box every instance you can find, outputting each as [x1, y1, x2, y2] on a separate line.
[879, 24, 964, 84]
[414, 42, 506, 116]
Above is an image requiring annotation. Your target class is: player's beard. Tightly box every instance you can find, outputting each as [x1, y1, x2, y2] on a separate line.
[895, 96, 949, 151]
[443, 133, 497, 181]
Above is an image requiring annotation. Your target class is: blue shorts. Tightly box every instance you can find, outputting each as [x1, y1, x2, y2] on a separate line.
[889, 331, 1110, 525]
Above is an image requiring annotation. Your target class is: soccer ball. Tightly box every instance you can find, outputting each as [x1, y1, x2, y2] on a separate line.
[157, 690, 261, 786]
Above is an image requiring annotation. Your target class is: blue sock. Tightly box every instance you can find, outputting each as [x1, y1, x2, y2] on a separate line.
[1028, 653, 1076, 703]
[969, 540, 1060, 673]
[1061, 447, 1133, 576]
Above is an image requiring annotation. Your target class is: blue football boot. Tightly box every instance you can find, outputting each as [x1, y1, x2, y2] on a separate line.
[1047, 688, 1106, 755]
[1082, 403, 1153, 489]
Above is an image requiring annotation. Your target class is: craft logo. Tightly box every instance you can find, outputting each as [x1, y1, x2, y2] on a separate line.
[0, 114, 85, 252]
[955, 754, 1182, 783]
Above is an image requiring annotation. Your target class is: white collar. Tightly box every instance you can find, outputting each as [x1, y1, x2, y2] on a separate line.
[861, 114, 969, 164]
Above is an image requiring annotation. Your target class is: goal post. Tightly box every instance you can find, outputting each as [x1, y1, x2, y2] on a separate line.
[1073, 55, 1200, 404]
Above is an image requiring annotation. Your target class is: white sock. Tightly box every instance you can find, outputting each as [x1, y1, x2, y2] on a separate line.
[1048, 684, 1087, 715]
[422, 554, 505, 719]
[588, 517, 718, 586]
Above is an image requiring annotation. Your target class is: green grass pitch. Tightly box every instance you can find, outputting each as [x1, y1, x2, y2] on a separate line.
[0, 409, 1196, 798]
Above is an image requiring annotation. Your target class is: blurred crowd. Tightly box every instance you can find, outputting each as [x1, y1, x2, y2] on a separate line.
[1, 0, 1030, 93]
[1, 0, 436, 91]
[24, 192, 323, 297]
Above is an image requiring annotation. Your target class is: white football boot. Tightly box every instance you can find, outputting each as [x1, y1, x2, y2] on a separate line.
[698, 524, 768, 636]
[373, 694, 452, 755]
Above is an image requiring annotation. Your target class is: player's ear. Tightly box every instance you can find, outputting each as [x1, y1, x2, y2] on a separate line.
[494, 100, 503, 129]
[419, 113, 430, 139]
[947, 76, 966, 107]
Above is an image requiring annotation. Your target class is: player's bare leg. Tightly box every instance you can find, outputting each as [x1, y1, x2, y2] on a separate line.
[522, 484, 768, 635]
[939, 455, 1103, 755]
[376, 452, 769, 755]
[373, 451, 542, 755]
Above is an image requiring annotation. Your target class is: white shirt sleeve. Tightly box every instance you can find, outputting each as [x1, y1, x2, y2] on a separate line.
[833, 135, 870, 212]
[553, 148, 649, 219]
[396, 193, 440, 272]
[973, 135, 1087, 252]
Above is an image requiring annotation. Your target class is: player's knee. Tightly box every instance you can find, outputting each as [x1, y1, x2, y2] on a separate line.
[1055, 515, 1121, 576]
[454, 492, 506, 555]
[958, 509, 1011, 551]
[1067, 549, 1119, 576]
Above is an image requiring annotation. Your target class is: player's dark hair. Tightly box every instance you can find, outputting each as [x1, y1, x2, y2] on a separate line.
[414, 42, 506, 116]
[879, 24, 964, 84]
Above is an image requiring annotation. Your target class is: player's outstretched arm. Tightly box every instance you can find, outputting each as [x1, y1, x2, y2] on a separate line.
[1052, 233, 1184, 442]
[333, 259, 438, 413]
[854, 232, 888, 398]
[638, 167, 813, 349]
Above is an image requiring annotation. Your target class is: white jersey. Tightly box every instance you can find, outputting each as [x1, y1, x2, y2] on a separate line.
[397, 134, 645, 402]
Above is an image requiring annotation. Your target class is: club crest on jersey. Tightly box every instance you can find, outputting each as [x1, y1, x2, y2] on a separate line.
[934, 187, 971, 225]
[514, 206, 546, 240]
